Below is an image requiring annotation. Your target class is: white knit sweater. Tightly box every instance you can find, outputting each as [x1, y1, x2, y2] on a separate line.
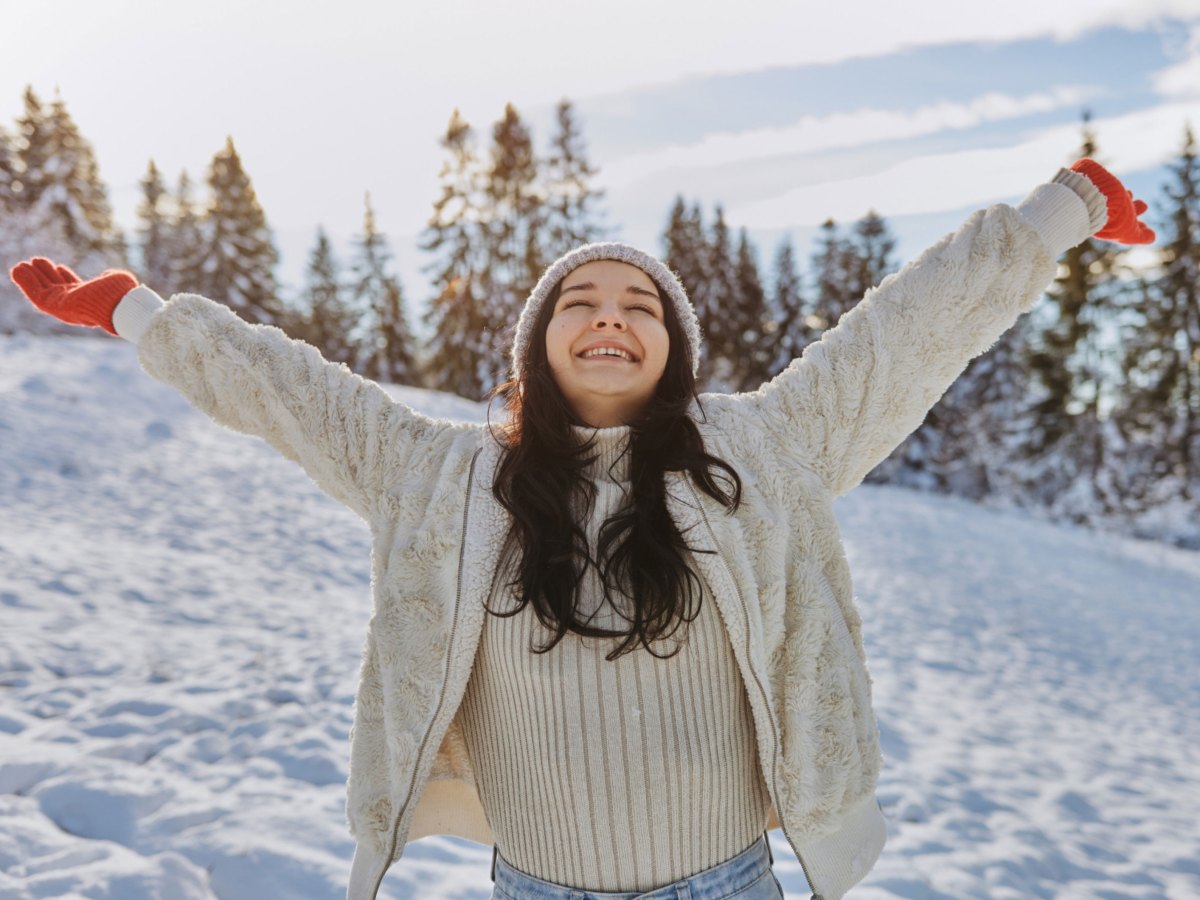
[458, 425, 772, 891]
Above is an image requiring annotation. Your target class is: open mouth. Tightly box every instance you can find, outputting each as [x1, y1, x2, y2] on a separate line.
[578, 347, 638, 362]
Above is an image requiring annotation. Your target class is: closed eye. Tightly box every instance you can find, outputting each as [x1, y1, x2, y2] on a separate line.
[560, 299, 658, 315]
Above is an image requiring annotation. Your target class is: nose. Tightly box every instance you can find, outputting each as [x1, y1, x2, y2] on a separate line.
[592, 302, 627, 331]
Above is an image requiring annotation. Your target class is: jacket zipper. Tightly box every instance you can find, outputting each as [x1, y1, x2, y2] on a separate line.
[687, 482, 824, 899]
[368, 447, 482, 900]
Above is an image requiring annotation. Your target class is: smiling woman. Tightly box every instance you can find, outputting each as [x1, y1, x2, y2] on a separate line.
[8, 158, 1153, 900]
[490, 244, 742, 667]
[544, 260, 671, 427]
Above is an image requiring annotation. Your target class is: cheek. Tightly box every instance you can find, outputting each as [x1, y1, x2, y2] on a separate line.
[644, 325, 671, 373]
[544, 321, 573, 365]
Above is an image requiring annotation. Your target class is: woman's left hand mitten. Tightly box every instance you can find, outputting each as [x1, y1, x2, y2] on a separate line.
[1069, 158, 1155, 245]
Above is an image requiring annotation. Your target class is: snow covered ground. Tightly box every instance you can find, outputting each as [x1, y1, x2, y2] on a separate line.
[1, 332, 1197, 900]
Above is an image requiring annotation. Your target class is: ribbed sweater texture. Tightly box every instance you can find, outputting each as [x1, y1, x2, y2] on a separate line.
[457, 425, 772, 892]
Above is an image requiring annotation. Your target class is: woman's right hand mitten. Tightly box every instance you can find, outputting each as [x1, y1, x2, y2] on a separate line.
[9, 257, 138, 336]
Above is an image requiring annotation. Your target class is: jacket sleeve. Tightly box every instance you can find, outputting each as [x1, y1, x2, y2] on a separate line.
[736, 181, 1099, 498]
[130, 292, 449, 522]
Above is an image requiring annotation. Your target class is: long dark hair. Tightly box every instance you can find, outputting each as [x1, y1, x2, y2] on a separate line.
[487, 273, 742, 661]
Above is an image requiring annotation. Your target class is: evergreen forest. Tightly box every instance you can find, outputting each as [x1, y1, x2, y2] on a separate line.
[2, 87, 1197, 548]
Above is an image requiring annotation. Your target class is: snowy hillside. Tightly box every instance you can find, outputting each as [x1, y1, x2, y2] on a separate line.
[1, 332, 1197, 899]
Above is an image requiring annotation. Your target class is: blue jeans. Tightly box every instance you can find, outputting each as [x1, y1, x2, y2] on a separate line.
[490, 833, 787, 899]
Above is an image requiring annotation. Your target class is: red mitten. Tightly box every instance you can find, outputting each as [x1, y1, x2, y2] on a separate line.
[1069, 158, 1155, 245]
[8, 257, 137, 336]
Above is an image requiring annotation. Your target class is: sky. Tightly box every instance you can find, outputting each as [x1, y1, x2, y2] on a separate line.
[3, 0, 1200, 318]
[1, 331, 1197, 897]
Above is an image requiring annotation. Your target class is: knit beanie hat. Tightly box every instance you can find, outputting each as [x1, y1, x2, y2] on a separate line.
[510, 242, 702, 381]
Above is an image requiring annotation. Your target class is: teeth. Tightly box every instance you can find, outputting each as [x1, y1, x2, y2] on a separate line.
[582, 347, 633, 361]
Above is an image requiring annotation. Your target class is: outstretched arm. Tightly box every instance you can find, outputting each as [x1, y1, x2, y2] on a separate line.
[9, 260, 452, 522]
[735, 160, 1152, 498]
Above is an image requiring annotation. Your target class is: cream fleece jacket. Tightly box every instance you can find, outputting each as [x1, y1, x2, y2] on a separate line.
[111, 174, 1103, 900]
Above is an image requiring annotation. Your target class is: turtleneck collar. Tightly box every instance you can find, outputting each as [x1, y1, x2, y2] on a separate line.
[570, 424, 632, 483]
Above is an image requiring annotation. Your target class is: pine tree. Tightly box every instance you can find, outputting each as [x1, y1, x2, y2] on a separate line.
[767, 237, 815, 376]
[299, 227, 356, 367]
[731, 229, 773, 390]
[662, 197, 699, 287]
[41, 92, 125, 263]
[349, 194, 417, 385]
[0, 122, 16, 213]
[1114, 125, 1200, 507]
[542, 99, 607, 259]
[1017, 116, 1125, 515]
[1, 87, 119, 333]
[662, 198, 714, 374]
[843, 210, 896, 302]
[13, 87, 125, 270]
[374, 278, 417, 385]
[702, 206, 740, 388]
[478, 103, 544, 390]
[0, 117, 73, 334]
[199, 136, 282, 325]
[170, 170, 207, 298]
[12, 87, 53, 209]
[136, 160, 173, 291]
[810, 219, 854, 331]
[878, 316, 1039, 498]
[421, 109, 492, 399]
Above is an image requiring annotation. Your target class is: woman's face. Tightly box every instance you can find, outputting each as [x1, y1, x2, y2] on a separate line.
[544, 260, 670, 427]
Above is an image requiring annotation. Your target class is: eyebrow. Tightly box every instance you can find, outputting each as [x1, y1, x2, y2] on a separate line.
[560, 281, 662, 301]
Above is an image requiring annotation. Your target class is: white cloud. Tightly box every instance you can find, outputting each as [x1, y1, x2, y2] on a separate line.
[442, 0, 1196, 116]
[601, 87, 1092, 188]
[1156, 57, 1200, 97]
[3, 1, 1198, 125]
[3, 0, 1196, 295]
[432, 0, 1200, 113]
[727, 99, 1200, 229]
[1153, 21, 1200, 98]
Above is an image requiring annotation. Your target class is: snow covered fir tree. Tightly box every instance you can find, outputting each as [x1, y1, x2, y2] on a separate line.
[2, 86, 1198, 547]
[347, 194, 417, 386]
[420, 109, 493, 400]
[1110, 125, 1200, 515]
[476, 102, 550, 391]
[421, 101, 607, 398]
[0, 87, 125, 333]
[194, 137, 283, 327]
[135, 160, 173, 297]
[294, 226, 357, 369]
